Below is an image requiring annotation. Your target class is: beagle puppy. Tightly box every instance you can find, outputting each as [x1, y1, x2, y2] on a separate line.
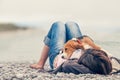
[53, 35, 101, 69]
[62, 35, 101, 59]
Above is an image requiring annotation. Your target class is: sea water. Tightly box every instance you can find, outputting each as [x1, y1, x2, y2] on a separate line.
[0, 26, 120, 62]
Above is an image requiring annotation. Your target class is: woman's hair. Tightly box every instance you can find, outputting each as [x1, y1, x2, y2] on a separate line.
[78, 49, 112, 75]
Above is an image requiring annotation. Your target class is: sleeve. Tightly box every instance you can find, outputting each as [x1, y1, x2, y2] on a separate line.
[51, 59, 94, 74]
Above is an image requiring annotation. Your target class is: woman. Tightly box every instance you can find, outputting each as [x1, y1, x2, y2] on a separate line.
[30, 21, 82, 69]
[50, 49, 112, 75]
[30, 21, 119, 74]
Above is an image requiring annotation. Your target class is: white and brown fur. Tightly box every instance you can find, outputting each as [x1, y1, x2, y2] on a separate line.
[61, 35, 101, 59]
[53, 35, 101, 68]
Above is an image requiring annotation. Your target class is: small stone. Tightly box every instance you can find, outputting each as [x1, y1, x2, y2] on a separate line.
[30, 74, 38, 79]
[15, 73, 24, 79]
[0, 64, 4, 68]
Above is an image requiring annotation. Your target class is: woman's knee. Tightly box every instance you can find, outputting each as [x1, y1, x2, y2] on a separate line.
[51, 21, 65, 29]
[65, 21, 82, 40]
[65, 21, 80, 29]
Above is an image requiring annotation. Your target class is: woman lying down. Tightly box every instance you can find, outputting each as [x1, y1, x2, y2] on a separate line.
[31, 22, 120, 75]
[49, 36, 120, 75]
[49, 48, 113, 75]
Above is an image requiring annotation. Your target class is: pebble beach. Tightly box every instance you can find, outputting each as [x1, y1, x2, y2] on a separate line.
[0, 62, 120, 80]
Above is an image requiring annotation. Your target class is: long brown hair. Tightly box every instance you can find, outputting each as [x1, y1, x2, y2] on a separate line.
[78, 49, 112, 75]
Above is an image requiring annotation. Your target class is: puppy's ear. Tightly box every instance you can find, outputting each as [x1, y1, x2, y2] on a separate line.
[77, 39, 82, 44]
[76, 40, 84, 50]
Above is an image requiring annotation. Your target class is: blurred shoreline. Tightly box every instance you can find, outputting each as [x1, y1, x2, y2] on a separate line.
[0, 23, 29, 32]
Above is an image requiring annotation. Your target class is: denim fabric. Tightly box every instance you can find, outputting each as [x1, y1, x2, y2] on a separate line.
[65, 22, 82, 41]
[43, 21, 82, 69]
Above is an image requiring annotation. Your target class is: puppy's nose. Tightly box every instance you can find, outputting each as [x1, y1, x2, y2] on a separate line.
[61, 55, 65, 59]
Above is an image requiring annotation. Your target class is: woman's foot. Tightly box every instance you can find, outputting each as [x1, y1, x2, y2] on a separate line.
[30, 63, 43, 69]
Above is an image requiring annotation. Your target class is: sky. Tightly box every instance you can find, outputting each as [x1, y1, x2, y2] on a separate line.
[0, 0, 120, 29]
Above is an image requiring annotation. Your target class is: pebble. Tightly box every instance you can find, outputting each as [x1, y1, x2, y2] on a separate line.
[15, 73, 24, 79]
[0, 64, 4, 68]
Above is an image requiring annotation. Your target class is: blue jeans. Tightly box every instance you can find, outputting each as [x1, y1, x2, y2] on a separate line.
[44, 21, 82, 69]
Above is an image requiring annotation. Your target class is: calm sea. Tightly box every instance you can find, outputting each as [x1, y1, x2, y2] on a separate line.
[0, 26, 120, 62]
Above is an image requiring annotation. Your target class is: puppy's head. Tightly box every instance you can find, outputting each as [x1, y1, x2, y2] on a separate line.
[62, 39, 84, 59]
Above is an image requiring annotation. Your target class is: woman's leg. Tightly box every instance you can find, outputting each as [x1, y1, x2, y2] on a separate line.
[30, 45, 49, 69]
[30, 21, 83, 69]
[65, 21, 83, 41]
[31, 21, 66, 69]
[47, 21, 66, 69]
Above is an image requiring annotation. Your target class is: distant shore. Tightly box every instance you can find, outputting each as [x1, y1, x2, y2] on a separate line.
[0, 23, 28, 32]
